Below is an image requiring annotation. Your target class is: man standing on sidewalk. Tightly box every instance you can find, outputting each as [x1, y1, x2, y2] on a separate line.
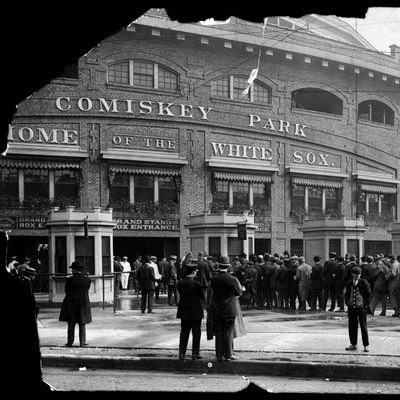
[136, 255, 156, 313]
[176, 263, 204, 360]
[345, 266, 372, 353]
[322, 252, 338, 312]
[210, 255, 242, 361]
[120, 256, 131, 290]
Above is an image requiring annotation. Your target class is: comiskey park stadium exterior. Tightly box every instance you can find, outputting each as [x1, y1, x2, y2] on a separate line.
[2, 9, 399, 303]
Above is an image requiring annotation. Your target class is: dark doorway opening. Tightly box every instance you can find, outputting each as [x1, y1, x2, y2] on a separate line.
[113, 237, 179, 262]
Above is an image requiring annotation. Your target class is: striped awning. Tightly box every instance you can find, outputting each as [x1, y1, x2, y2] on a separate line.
[0, 158, 80, 169]
[214, 171, 272, 183]
[109, 164, 180, 176]
[292, 177, 342, 188]
[360, 184, 397, 194]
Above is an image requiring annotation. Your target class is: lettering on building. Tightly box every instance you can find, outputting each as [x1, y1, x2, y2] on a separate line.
[8, 126, 79, 145]
[211, 142, 272, 160]
[248, 114, 307, 137]
[114, 218, 179, 231]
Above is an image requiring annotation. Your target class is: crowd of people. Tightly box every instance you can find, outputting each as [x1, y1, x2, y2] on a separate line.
[112, 250, 399, 360]
[114, 250, 400, 318]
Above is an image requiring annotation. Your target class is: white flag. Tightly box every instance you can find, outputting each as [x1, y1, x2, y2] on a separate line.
[242, 68, 258, 96]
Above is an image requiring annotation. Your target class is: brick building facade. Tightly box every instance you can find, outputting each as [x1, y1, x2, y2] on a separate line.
[1, 9, 399, 281]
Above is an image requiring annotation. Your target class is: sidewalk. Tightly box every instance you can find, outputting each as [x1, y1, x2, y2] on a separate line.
[37, 293, 400, 382]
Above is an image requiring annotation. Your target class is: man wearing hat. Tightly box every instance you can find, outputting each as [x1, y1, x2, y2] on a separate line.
[120, 256, 131, 290]
[321, 252, 338, 312]
[344, 266, 372, 352]
[59, 261, 92, 347]
[165, 255, 179, 306]
[209, 255, 242, 362]
[195, 251, 211, 306]
[176, 263, 204, 360]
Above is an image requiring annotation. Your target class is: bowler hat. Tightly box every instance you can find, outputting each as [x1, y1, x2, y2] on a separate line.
[329, 252, 336, 258]
[185, 263, 198, 274]
[69, 261, 83, 270]
[352, 266, 362, 274]
[218, 255, 231, 268]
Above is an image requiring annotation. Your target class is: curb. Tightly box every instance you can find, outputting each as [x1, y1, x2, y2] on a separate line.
[42, 354, 400, 382]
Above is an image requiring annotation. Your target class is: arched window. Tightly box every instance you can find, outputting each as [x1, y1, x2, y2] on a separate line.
[107, 60, 178, 91]
[211, 75, 271, 104]
[291, 88, 343, 115]
[358, 100, 394, 126]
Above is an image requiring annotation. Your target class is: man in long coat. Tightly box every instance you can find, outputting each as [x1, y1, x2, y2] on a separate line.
[176, 263, 204, 360]
[59, 260, 92, 347]
[136, 255, 156, 313]
[210, 255, 242, 361]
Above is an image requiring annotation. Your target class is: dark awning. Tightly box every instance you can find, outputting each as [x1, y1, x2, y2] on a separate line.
[214, 171, 272, 183]
[360, 184, 397, 194]
[109, 164, 180, 176]
[292, 177, 342, 188]
[0, 158, 80, 169]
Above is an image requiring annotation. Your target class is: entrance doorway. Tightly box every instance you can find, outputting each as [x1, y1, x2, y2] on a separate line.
[6, 236, 49, 293]
[113, 237, 179, 262]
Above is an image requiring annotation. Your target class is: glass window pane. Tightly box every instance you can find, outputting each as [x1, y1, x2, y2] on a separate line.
[357, 191, 366, 214]
[0, 167, 19, 197]
[134, 175, 154, 202]
[110, 173, 130, 202]
[158, 66, 178, 90]
[369, 193, 379, 213]
[253, 82, 271, 104]
[232, 76, 248, 99]
[55, 236, 67, 274]
[24, 169, 49, 198]
[325, 188, 339, 212]
[108, 61, 129, 85]
[211, 77, 229, 98]
[75, 236, 94, 275]
[102, 236, 111, 273]
[292, 185, 305, 211]
[54, 170, 78, 199]
[308, 187, 322, 212]
[232, 181, 249, 206]
[214, 180, 229, 204]
[253, 183, 270, 209]
[159, 176, 178, 202]
[134, 61, 154, 87]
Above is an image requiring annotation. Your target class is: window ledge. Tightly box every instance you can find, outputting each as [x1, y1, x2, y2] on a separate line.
[105, 83, 180, 96]
[357, 119, 395, 130]
[211, 97, 273, 108]
[291, 107, 343, 120]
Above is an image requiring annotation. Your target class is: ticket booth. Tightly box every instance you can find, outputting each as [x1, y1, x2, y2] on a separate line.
[46, 206, 116, 304]
[300, 216, 367, 265]
[185, 211, 257, 260]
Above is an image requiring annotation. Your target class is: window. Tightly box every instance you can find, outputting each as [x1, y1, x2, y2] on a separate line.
[212, 179, 271, 212]
[55, 236, 67, 274]
[108, 60, 178, 91]
[24, 169, 49, 198]
[291, 183, 341, 216]
[308, 187, 323, 215]
[134, 175, 154, 202]
[253, 183, 270, 209]
[75, 236, 94, 275]
[214, 180, 229, 205]
[0, 168, 18, 197]
[54, 170, 78, 199]
[211, 75, 271, 104]
[102, 236, 111, 273]
[358, 100, 394, 126]
[357, 190, 396, 218]
[110, 173, 129, 202]
[292, 88, 343, 115]
[159, 176, 178, 203]
[108, 61, 129, 85]
[232, 182, 249, 207]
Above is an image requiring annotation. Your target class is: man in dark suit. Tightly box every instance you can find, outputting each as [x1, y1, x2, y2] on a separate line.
[136, 255, 156, 313]
[59, 260, 92, 347]
[345, 266, 372, 352]
[195, 251, 211, 306]
[322, 252, 338, 311]
[176, 263, 204, 360]
[210, 255, 242, 361]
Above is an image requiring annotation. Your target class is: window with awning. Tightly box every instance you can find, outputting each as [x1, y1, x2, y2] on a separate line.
[359, 184, 397, 194]
[0, 158, 81, 170]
